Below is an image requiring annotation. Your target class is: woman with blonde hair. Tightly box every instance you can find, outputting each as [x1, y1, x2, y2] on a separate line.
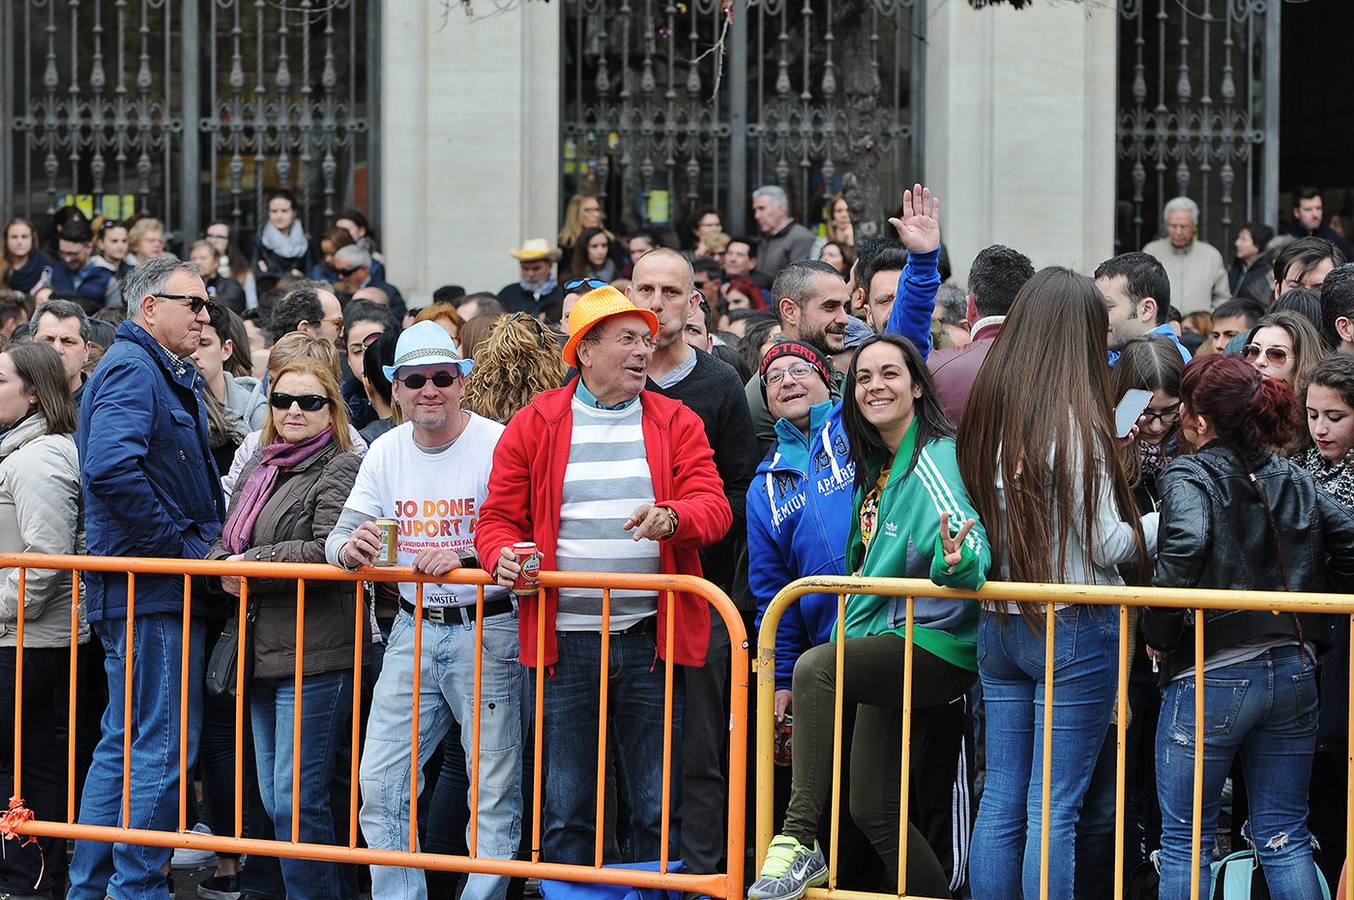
[126, 217, 165, 267]
[208, 355, 361, 900]
[223, 332, 369, 496]
[464, 312, 567, 423]
[558, 193, 622, 271]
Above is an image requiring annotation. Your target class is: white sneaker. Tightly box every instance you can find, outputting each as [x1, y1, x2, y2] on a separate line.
[171, 822, 220, 870]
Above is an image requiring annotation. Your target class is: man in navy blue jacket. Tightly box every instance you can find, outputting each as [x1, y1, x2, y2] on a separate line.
[69, 256, 225, 900]
[49, 219, 114, 309]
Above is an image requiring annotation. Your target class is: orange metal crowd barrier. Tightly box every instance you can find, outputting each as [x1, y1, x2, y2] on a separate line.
[757, 575, 1354, 900]
[0, 553, 748, 898]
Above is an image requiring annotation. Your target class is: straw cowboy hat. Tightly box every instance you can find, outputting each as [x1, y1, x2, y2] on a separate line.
[508, 238, 562, 262]
[562, 286, 659, 368]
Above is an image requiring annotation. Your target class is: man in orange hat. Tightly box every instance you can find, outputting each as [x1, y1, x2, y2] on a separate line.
[497, 238, 565, 323]
[476, 285, 732, 867]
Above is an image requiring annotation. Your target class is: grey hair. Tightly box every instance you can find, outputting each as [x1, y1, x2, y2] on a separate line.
[334, 244, 371, 270]
[33, 299, 93, 342]
[752, 185, 788, 210]
[771, 259, 840, 314]
[1162, 196, 1200, 226]
[935, 283, 967, 328]
[122, 256, 202, 318]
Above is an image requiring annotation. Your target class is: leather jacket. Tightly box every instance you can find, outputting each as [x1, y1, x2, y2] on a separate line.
[1141, 442, 1354, 679]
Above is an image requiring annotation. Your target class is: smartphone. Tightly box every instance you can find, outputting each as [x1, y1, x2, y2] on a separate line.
[1115, 388, 1154, 439]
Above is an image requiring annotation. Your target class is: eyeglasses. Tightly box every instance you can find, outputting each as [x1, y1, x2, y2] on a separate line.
[57, 247, 88, 260]
[153, 293, 211, 314]
[563, 277, 609, 293]
[1241, 344, 1291, 365]
[399, 370, 460, 389]
[764, 362, 818, 387]
[204, 231, 229, 242]
[269, 393, 331, 412]
[602, 331, 655, 351]
[1138, 402, 1181, 426]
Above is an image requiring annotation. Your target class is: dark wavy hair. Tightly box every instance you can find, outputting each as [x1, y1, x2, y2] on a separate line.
[1181, 353, 1300, 453]
[841, 332, 954, 494]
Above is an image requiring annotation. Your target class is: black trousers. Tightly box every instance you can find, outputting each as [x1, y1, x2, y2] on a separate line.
[0, 645, 70, 895]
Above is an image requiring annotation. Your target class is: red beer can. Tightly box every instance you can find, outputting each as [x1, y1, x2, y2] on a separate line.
[512, 541, 541, 595]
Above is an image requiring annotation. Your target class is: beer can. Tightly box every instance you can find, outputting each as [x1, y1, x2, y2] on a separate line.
[373, 519, 398, 567]
[512, 541, 541, 595]
[775, 713, 793, 767]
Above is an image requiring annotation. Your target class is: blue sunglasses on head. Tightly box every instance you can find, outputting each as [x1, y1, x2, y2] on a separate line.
[563, 277, 609, 293]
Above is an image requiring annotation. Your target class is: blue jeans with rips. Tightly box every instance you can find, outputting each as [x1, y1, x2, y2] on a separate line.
[251, 670, 354, 900]
[68, 612, 205, 900]
[1155, 644, 1322, 900]
[536, 628, 685, 867]
[968, 604, 1118, 900]
[359, 609, 525, 900]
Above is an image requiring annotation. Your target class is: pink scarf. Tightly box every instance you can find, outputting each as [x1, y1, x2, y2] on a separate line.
[221, 427, 335, 554]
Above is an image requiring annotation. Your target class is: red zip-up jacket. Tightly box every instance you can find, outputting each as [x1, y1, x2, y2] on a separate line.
[476, 380, 732, 668]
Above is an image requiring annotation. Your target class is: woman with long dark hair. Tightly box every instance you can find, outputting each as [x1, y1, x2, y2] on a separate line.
[254, 188, 312, 293]
[564, 226, 618, 283]
[0, 342, 82, 897]
[1142, 353, 1354, 898]
[958, 267, 1155, 898]
[748, 332, 989, 900]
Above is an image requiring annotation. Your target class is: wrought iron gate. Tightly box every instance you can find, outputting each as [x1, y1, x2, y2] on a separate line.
[1114, 0, 1280, 254]
[561, 0, 924, 241]
[0, 0, 379, 247]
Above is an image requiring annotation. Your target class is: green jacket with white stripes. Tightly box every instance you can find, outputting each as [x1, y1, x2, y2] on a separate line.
[842, 419, 990, 672]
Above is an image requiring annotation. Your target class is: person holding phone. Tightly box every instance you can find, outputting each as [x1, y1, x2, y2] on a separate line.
[749, 332, 990, 900]
[957, 268, 1157, 898]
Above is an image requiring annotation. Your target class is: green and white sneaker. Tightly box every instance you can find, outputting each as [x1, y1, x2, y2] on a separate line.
[748, 835, 829, 900]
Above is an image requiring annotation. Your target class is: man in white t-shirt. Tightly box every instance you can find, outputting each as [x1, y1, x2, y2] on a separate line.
[325, 321, 521, 900]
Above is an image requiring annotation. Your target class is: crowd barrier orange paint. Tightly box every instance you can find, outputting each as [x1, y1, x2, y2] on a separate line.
[0, 553, 747, 898]
[758, 576, 1354, 900]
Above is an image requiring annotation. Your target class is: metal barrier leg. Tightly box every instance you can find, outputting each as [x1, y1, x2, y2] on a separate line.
[12, 568, 25, 806]
[828, 593, 846, 890]
[349, 580, 364, 849]
[1114, 604, 1129, 900]
[660, 591, 676, 874]
[179, 574, 192, 834]
[122, 572, 135, 830]
[1040, 603, 1054, 900]
[471, 584, 485, 860]
[594, 589, 611, 869]
[67, 574, 78, 823]
[1191, 612, 1205, 900]
[896, 595, 915, 894]
[409, 582, 425, 853]
[292, 579, 306, 844]
[235, 578, 249, 839]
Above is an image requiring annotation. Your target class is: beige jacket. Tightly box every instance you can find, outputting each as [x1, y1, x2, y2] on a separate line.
[0, 414, 87, 647]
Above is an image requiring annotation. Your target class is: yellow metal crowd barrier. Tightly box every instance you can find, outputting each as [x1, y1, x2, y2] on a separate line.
[0, 553, 748, 899]
[757, 575, 1354, 900]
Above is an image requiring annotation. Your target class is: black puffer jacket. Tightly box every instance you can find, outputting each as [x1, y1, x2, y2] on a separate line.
[1142, 442, 1354, 679]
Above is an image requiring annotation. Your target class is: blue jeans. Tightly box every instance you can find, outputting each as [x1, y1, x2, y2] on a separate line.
[69, 612, 205, 900]
[251, 670, 353, 900]
[537, 628, 685, 866]
[1155, 645, 1322, 900]
[969, 605, 1117, 900]
[359, 609, 524, 900]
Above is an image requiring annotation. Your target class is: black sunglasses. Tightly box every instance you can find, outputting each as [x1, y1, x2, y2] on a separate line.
[269, 392, 331, 412]
[563, 277, 609, 293]
[153, 292, 210, 314]
[335, 266, 359, 278]
[399, 371, 460, 389]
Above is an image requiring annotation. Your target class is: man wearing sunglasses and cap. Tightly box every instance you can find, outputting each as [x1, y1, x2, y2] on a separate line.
[325, 320, 524, 900]
[70, 256, 226, 898]
[477, 286, 732, 867]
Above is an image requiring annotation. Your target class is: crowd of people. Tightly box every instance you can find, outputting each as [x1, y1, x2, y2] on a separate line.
[0, 178, 1352, 900]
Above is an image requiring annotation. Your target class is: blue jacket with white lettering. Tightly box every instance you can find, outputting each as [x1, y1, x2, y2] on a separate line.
[748, 399, 856, 690]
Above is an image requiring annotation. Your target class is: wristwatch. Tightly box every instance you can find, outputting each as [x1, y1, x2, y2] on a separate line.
[659, 505, 679, 538]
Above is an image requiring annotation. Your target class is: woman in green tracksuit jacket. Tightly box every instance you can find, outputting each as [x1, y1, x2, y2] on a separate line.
[750, 333, 990, 900]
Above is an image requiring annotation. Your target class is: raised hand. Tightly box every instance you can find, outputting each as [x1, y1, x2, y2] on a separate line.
[939, 511, 976, 571]
[887, 183, 941, 255]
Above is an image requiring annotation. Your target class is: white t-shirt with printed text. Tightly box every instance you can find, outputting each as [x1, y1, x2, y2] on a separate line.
[344, 414, 508, 608]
